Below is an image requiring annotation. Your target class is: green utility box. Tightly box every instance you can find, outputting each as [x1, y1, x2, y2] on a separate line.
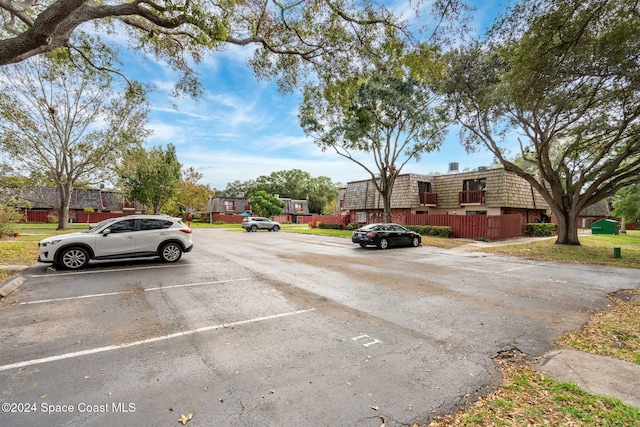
[591, 218, 620, 235]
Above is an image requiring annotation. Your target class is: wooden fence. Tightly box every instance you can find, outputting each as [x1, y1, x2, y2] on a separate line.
[210, 213, 247, 224]
[406, 213, 523, 240]
[22, 210, 49, 223]
[302, 212, 523, 240]
[308, 214, 343, 226]
[20, 210, 141, 224]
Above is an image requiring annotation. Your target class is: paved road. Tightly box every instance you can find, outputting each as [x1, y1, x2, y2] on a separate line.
[0, 229, 637, 426]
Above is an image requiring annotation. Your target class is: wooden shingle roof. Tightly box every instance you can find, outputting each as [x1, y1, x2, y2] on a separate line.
[341, 169, 550, 210]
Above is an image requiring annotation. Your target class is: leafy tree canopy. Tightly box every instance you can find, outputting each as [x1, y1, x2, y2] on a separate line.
[248, 190, 284, 218]
[249, 169, 339, 214]
[612, 185, 640, 225]
[213, 170, 339, 214]
[299, 35, 451, 222]
[446, 0, 640, 245]
[119, 143, 182, 214]
[0, 0, 406, 97]
[172, 167, 213, 214]
[0, 53, 150, 229]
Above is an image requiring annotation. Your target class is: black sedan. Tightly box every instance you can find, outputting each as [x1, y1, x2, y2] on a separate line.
[352, 223, 421, 249]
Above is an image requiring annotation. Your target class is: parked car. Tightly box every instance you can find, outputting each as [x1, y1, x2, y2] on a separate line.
[352, 223, 421, 249]
[242, 217, 281, 232]
[38, 214, 193, 270]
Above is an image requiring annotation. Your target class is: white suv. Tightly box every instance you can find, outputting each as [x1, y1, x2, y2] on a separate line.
[241, 217, 281, 232]
[38, 215, 193, 269]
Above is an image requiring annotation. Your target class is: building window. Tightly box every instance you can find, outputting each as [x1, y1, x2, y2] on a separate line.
[418, 181, 432, 193]
[224, 200, 235, 211]
[463, 178, 486, 191]
[418, 181, 437, 205]
[460, 178, 487, 204]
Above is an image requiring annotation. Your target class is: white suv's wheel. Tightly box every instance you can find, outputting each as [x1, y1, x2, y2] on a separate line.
[59, 247, 89, 269]
[160, 242, 183, 263]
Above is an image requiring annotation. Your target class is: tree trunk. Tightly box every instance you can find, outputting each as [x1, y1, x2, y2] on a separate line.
[57, 184, 71, 230]
[57, 205, 70, 230]
[380, 174, 396, 223]
[383, 193, 392, 223]
[554, 211, 580, 245]
[380, 178, 393, 223]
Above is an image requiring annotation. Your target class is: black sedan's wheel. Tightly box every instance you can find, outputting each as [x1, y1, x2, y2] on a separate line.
[59, 247, 89, 270]
[250, 225, 258, 232]
[272, 225, 280, 232]
[160, 242, 183, 263]
[378, 238, 389, 249]
[359, 243, 367, 248]
[412, 236, 420, 247]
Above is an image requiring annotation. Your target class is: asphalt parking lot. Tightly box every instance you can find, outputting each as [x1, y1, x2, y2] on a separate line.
[1, 228, 638, 426]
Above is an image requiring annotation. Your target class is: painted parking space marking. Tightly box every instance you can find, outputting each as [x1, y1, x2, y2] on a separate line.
[351, 334, 383, 347]
[0, 308, 315, 372]
[494, 262, 555, 274]
[20, 278, 252, 305]
[28, 262, 216, 278]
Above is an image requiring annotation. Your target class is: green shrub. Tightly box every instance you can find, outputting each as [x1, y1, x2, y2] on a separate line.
[0, 204, 24, 238]
[346, 223, 360, 231]
[212, 220, 227, 225]
[406, 225, 452, 238]
[47, 214, 58, 224]
[318, 223, 343, 230]
[524, 223, 557, 237]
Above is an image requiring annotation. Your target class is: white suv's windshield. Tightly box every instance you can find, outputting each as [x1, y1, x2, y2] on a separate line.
[85, 218, 119, 234]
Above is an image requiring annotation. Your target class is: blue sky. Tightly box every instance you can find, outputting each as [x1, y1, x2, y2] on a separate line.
[119, 0, 504, 191]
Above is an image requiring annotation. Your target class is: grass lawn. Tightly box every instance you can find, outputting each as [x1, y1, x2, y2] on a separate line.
[430, 361, 640, 426]
[478, 231, 640, 269]
[0, 224, 88, 281]
[557, 289, 640, 365]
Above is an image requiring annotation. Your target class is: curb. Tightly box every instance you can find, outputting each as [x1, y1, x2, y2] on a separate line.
[0, 276, 26, 298]
[536, 349, 640, 409]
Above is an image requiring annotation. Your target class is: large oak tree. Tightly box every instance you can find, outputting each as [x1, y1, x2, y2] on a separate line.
[447, 0, 640, 245]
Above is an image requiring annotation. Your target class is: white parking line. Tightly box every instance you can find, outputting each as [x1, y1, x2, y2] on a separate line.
[28, 262, 215, 278]
[0, 309, 315, 372]
[20, 278, 252, 305]
[494, 262, 555, 273]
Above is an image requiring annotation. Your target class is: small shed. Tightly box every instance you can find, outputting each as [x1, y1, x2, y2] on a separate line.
[591, 218, 620, 235]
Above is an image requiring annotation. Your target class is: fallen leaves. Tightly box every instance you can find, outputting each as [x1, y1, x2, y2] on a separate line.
[178, 411, 193, 425]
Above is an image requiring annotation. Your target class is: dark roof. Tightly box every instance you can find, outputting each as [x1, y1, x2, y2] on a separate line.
[2, 188, 145, 211]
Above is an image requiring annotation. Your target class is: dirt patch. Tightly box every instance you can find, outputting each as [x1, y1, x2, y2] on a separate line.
[610, 288, 640, 302]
